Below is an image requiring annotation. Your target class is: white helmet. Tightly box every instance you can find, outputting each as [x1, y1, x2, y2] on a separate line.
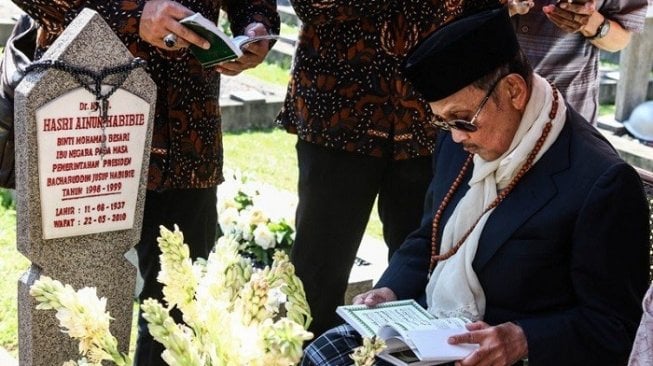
[624, 101, 653, 142]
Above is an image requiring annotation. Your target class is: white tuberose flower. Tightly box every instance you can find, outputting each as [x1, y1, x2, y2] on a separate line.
[55, 287, 111, 341]
[254, 224, 276, 250]
[32, 217, 312, 366]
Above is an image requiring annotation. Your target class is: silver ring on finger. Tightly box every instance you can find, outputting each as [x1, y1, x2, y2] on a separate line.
[163, 33, 177, 48]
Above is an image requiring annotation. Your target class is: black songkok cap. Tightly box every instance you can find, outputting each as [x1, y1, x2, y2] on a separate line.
[403, 7, 519, 102]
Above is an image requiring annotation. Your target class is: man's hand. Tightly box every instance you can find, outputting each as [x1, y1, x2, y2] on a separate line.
[542, 0, 599, 34]
[215, 23, 272, 76]
[449, 321, 528, 366]
[140, 0, 210, 50]
[351, 287, 397, 306]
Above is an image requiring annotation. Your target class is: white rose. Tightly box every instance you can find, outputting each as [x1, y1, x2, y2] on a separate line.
[236, 214, 253, 241]
[218, 207, 240, 234]
[246, 207, 268, 226]
[217, 198, 239, 214]
[253, 224, 276, 250]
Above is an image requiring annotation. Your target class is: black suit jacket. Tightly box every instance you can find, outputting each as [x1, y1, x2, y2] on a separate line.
[377, 107, 650, 365]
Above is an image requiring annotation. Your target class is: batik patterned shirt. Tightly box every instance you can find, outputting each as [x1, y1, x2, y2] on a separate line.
[276, 0, 498, 160]
[13, 0, 280, 190]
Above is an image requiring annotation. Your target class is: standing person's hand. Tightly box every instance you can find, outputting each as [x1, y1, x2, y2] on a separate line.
[140, 0, 210, 50]
[215, 22, 272, 76]
[449, 321, 528, 366]
[542, 0, 598, 33]
[352, 287, 398, 307]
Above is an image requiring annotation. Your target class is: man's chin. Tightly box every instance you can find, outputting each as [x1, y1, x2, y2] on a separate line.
[462, 144, 478, 154]
[463, 145, 496, 161]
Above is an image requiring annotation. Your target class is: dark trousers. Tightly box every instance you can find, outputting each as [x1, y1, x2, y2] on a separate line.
[133, 187, 217, 366]
[292, 140, 432, 338]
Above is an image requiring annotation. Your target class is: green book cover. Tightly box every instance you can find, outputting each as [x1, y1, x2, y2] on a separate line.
[180, 13, 243, 68]
[180, 13, 282, 68]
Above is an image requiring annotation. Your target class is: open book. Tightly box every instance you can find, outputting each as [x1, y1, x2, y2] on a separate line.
[180, 13, 280, 68]
[337, 300, 478, 366]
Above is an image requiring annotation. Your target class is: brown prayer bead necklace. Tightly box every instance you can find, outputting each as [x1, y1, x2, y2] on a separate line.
[427, 83, 560, 277]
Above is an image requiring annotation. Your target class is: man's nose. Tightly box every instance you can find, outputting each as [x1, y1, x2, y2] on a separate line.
[450, 128, 468, 143]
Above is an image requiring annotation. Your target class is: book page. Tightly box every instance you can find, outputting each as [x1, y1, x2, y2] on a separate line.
[408, 327, 478, 362]
[233, 34, 283, 49]
[378, 317, 472, 358]
[336, 300, 435, 337]
[378, 347, 452, 366]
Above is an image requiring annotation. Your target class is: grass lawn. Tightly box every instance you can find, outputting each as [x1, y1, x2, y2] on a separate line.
[599, 103, 616, 117]
[0, 207, 26, 356]
[243, 61, 291, 86]
[223, 128, 297, 191]
[223, 128, 384, 239]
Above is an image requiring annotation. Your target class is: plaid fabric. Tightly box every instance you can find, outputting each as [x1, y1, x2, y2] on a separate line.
[300, 324, 480, 365]
[301, 324, 360, 366]
[301, 324, 395, 366]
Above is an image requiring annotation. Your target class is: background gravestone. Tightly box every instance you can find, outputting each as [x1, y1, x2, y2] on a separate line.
[614, 8, 653, 122]
[14, 9, 155, 365]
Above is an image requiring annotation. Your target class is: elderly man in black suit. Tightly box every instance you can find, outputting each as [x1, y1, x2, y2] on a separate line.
[301, 6, 650, 366]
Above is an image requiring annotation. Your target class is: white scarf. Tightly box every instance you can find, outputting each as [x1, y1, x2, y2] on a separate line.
[425, 74, 567, 321]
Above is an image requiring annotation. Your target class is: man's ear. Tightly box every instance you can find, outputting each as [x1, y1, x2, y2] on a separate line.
[502, 73, 529, 111]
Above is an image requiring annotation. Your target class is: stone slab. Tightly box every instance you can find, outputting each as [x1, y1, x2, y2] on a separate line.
[230, 90, 267, 103]
[600, 127, 653, 172]
[278, 4, 301, 27]
[615, 16, 653, 121]
[597, 115, 627, 134]
[0, 19, 16, 47]
[0, 0, 24, 46]
[220, 73, 286, 131]
[599, 72, 653, 105]
[0, 0, 23, 21]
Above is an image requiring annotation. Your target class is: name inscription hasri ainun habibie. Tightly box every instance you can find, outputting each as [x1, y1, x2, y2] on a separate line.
[36, 87, 149, 239]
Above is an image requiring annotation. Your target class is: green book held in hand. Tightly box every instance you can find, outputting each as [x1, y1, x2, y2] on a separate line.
[180, 13, 280, 68]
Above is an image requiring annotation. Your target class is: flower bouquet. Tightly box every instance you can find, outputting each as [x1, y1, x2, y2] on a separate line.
[30, 225, 313, 366]
[217, 171, 296, 267]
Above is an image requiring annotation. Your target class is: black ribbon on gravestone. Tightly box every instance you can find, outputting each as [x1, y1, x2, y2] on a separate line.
[22, 58, 147, 157]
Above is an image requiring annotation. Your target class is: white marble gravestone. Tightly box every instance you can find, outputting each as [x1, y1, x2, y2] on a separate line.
[13, 9, 155, 366]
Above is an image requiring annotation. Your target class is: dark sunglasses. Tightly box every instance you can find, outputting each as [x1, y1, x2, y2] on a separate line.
[429, 78, 502, 132]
